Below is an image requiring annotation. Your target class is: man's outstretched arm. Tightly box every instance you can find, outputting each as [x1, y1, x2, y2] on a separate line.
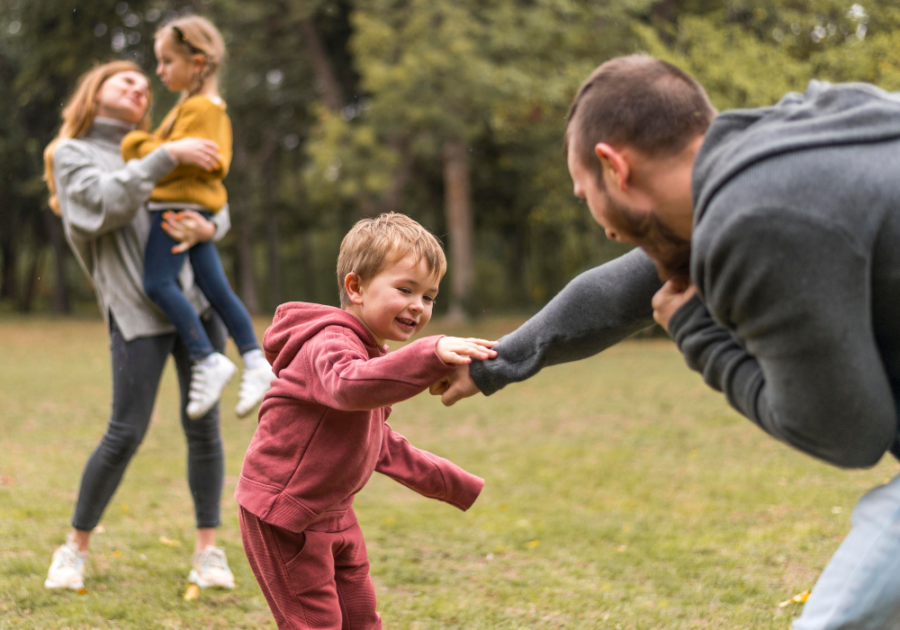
[438, 248, 661, 405]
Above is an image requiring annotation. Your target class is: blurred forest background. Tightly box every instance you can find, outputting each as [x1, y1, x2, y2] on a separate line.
[2, 0, 900, 318]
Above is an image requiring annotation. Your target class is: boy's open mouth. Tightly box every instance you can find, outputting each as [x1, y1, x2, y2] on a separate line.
[395, 317, 417, 329]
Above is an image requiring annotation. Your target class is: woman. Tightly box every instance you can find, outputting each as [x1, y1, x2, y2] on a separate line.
[43, 60, 236, 590]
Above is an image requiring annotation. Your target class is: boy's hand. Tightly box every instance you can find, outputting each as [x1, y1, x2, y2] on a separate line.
[435, 337, 497, 365]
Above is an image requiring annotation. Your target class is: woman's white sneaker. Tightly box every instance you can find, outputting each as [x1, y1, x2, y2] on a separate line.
[235, 365, 276, 418]
[186, 352, 236, 420]
[45, 540, 86, 590]
[188, 545, 235, 589]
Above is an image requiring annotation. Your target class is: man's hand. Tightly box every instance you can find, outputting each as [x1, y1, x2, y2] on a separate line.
[652, 280, 697, 332]
[429, 364, 482, 407]
[161, 210, 217, 254]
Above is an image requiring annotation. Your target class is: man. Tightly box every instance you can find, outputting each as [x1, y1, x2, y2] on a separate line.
[433, 55, 900, 629]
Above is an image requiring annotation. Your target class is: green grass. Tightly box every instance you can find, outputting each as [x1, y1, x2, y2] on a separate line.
[1, 316, 895, 629]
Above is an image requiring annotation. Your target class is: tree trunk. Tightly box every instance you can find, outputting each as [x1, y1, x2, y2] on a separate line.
[43, 209, 70, 313]
[236, 217, 260, 315]
[442, 137, 475, 321]
[0, 239, 15, 301]
[19, 248, 43, 313]
[299, 17, 345, 112]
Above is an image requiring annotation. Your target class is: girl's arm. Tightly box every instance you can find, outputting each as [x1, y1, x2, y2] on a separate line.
[124, 97, 231, 179]
[54, 141, 177, 237]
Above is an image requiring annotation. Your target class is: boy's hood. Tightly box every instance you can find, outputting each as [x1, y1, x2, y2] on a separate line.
[692, 80, 900, 226]
[263, 302, 379, 376]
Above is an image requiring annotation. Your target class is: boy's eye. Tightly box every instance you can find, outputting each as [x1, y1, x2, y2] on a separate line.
[424, 295, 435, 304]
[398, 287, 411, 294]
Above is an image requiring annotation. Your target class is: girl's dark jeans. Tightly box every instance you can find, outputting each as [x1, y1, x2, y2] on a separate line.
[143, 209, 259, 362]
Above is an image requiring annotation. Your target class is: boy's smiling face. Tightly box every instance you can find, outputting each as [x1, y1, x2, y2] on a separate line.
[344, 253, 440, 345]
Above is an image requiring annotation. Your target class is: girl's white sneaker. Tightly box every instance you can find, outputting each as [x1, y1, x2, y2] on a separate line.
[45, 540, 86, 590]
[186, 352, 237, 420]
[235, 365, 276, 418]
[188, 545, 235, 589]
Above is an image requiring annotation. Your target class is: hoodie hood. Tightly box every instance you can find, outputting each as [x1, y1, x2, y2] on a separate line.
[263, 302, 381, 377]
[692, 80, 900, 226]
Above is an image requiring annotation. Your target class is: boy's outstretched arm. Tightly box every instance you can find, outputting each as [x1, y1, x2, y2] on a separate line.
[375, 423, 484, 510]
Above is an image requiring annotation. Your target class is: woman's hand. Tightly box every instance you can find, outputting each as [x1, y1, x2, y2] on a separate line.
[435, 337, 498, 365]
[163, 138, 221, 171]
[652, 281, 698, 332]
[161, 210, 217, 254]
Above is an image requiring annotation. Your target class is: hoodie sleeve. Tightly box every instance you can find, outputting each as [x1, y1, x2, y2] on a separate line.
[670, 208, 896, 468]
[375, 422, 483, 510]
[303, 330, 457, 411]
[469, 248, 660, 396]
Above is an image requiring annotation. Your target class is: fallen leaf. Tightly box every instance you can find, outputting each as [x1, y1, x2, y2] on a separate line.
[77, 588, 88, 595]
[184, 584, 200, 601]
[778, 590, 810, 608]
[159, 536, 181, 547]
[0, 476, 14, 486]
[113, 550, 122, 557]
[525, 540, 540, 548]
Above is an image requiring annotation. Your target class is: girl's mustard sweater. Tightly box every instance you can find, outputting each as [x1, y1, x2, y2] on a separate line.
[122, 95, 232, 213]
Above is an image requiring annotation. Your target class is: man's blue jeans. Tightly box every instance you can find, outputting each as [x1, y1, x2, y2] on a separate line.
[793, 471, 900, 629]
[143, 210, 259, 362]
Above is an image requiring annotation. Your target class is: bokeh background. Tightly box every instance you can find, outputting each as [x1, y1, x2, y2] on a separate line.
[3, 0, 898, 320]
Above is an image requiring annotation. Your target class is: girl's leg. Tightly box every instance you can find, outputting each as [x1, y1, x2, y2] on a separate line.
[144, 211, 216, 362]
[71, 317, 174, 536]
[188, 239, 259, 355]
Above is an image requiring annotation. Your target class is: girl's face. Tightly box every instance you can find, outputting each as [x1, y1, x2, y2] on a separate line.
[94, 71, 150, 124]
[154, 33, 202, 92]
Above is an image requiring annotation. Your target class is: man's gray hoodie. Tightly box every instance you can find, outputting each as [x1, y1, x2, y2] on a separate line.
[471, 81, 900, 468]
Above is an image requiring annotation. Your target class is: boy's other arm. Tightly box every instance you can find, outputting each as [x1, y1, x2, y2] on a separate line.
[375, 423, 483, 510]
[54, 141, 177, 237]
[458, 249, 660, 400]
[305, 331, 456, 411]
[671, 209, 896, 468]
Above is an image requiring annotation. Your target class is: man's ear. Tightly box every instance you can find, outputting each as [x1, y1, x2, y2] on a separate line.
[344, 273, 365, 305]
[595, 143, 631, 191]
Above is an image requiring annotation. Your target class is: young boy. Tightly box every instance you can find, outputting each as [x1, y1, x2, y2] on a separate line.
[236, 213, 495, 629]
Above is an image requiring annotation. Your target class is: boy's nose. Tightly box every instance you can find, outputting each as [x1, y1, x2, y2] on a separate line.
[409, 300, 423, 313]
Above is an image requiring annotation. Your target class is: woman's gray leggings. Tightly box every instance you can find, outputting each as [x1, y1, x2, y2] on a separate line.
[71, 313, 226, 531]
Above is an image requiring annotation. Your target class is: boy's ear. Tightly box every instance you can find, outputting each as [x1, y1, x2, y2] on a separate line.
[344, 273, 365, 305]
[192, 54, 206, 73]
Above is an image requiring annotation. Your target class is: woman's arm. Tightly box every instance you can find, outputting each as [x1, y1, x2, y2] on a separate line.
[54, 141, 177, 237]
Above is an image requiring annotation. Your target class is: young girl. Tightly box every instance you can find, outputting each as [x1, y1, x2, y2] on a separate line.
[122, 15, 273, 420]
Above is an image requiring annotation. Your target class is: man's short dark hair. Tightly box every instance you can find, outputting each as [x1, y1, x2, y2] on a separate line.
[565, 55, 716, 183]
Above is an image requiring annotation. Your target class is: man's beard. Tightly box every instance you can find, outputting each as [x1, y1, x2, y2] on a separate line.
[607, 195, 692, 288]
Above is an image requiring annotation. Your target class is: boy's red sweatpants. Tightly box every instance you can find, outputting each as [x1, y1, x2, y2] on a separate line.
[240, 506, 382, 630]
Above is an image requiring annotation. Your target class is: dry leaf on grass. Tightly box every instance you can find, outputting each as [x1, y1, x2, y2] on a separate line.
[184, 584, 200, 601]
[778, 590, 810, 608]
[159, 536, 181, 547]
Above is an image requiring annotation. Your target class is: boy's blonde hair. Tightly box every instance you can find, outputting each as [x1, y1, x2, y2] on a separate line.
[156, 15, 226, 137]
[337, 213, 447, 307]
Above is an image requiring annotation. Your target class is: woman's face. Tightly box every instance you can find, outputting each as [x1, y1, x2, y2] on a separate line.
[94, 71, 150, 125]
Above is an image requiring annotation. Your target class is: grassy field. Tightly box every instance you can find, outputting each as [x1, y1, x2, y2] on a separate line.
[1, 316, 896, 629]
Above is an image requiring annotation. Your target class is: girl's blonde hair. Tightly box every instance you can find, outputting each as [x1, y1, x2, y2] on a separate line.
[43, 60, 152, 215]
[156, 15, 226, 138]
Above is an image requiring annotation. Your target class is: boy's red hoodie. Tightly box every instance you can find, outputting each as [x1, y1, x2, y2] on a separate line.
[235, 302, 485, 533]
